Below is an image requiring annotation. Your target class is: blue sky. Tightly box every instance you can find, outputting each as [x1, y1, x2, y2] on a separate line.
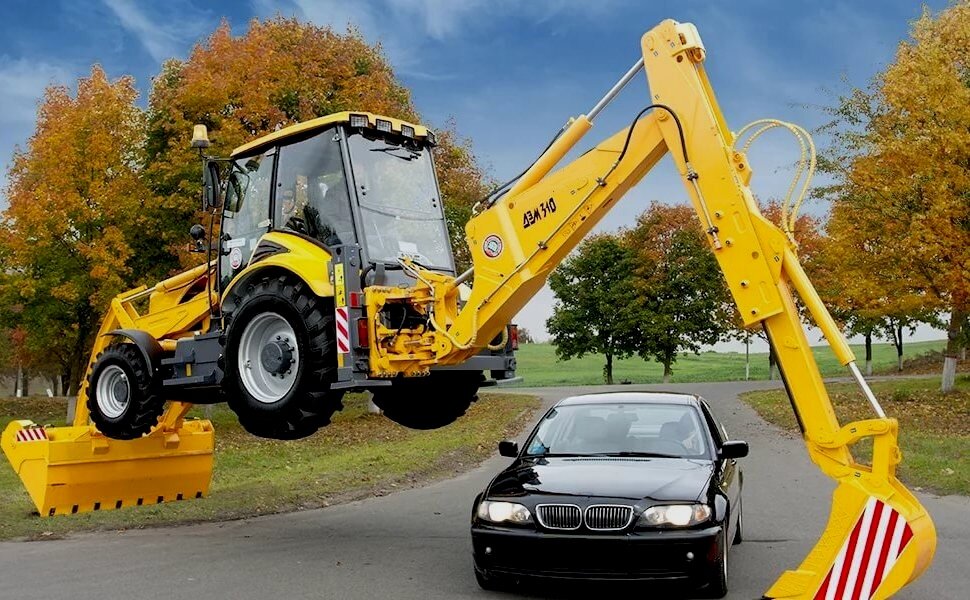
[0, 0, 948, 346]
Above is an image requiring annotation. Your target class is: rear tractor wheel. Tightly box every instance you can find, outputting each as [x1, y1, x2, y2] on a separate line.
[223, 273, 344, 440]
[86, 344, 165, 440]
[371, 371, 482, 430]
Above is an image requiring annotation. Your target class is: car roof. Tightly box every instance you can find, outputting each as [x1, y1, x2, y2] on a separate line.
[555, 391, 702, 407]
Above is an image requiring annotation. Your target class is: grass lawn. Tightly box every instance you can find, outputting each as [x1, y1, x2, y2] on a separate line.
[741, 375, 970, 496]
[515, 339, 948, 387]
[0, 392, 540, 540]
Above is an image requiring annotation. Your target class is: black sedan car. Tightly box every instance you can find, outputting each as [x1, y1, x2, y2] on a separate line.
[471, 392, 748, 597]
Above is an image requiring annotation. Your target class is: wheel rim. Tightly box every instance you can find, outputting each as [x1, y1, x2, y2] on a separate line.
[96, 365, 130, 418]
[238, 312, 300, 404]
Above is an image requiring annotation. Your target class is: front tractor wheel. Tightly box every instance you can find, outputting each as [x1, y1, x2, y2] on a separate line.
[86, 344, 165, 440]
[371, 371, 482, 430]
[223, 273, 344, 440]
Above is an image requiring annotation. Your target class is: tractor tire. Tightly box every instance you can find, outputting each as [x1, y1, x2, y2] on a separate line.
[86, 343, 165, 440]
[222, 273, 344, 440]
[371, 371, 482, 430]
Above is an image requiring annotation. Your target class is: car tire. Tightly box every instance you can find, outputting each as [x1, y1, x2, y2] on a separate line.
[704, 529, 729, 598]
[86, 343, 165, 440]
[372, 371, 481, 430]
[223, 273, 344, 440]
[733, 499, 743, 545]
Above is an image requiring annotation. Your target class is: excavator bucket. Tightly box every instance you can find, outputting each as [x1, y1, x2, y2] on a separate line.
[764, 418, 936, 600]
[1, 418, 213, 516]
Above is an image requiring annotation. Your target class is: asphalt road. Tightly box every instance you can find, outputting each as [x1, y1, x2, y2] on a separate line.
[1, 381, 966, 599]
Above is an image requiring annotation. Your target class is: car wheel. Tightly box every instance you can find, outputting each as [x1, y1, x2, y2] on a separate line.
[733, 499, 743, 545]
[474, 566, 506, 592]
[86, 344, 164, 440]
[704, 529, 729, 598]
[223, 273, 344, 439]
[372, 371, 481, 430]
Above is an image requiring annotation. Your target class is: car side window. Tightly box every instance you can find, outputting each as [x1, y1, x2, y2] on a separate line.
[699, 400, 726, 447]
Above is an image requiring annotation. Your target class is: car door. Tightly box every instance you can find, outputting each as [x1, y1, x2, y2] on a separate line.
[219, 150, 275, 291]
[699, 399, 741, 535]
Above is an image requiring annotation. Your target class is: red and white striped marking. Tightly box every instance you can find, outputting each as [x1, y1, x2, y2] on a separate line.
[15, 427, 48, 442]
[814, 497, 914, 600]
[335, 306, 350, 354]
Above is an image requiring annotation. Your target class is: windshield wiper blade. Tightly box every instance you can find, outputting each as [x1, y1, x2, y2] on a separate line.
[369, 145, 420, 160]
[586, 451, 680, 459]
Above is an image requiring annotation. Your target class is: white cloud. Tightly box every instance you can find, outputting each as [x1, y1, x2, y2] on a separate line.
[101, 0, 208, 63]
[0, 57, 73, 125]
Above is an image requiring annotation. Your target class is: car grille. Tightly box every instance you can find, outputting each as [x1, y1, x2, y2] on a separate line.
[585, 505, 634, 530]
[536, 504, 582, 530]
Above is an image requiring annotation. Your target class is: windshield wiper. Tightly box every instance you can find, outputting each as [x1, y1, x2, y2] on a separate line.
[369, 145, 420, 161]
[585, 451, 681, 459]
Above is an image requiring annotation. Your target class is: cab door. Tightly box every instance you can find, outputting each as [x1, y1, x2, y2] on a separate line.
[220, 150, 276, 291]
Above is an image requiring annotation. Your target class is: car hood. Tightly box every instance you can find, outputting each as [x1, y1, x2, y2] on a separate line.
[488, 457, 714, 502]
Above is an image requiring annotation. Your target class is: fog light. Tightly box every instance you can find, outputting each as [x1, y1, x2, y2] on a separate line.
[401, 124, 415, 138]
[349, 113, 368, 128]
[376, 119, 392, 132]
[426, 130, 437, 145]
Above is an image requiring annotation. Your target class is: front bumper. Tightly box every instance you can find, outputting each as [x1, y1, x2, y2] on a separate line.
[471, 524, 721, 582]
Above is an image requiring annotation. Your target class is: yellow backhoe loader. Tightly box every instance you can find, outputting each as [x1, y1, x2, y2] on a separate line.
[2, 18, 933, 599]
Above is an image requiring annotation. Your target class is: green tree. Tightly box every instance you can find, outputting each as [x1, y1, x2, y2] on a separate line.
[546, 234, 638, 384]
[0, 66, 149, 393]
[626, 203, 731, 383]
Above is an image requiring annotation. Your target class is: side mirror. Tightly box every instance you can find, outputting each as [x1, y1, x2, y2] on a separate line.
[719, 440, 749, 460]
[202, 160, 222, 210]
[498, 440, 519, 457]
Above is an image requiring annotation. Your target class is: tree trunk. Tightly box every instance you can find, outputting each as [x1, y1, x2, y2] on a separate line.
[865, 329, 873, 377]
[897, 322, 904, 372]
[942, 310, 964, 393]
[14, 365, 22, 397]
[18, 368, 29, 397]
[662, 356, 672, 384]
[744, 334, 750, 381]
[61, 372, 72, 396]
[768, 346, 778, 381]
[604, 353, 614, 385]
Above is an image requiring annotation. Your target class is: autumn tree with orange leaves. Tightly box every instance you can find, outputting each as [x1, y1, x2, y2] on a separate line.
[0, 67, 150, 393]
[820, 1, 970, 391]
[144, 17, 488, 272]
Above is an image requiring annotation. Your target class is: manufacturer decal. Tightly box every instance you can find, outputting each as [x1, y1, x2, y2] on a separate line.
[522, 197, 557, 229]
[483, 234, 503, 258]
[229, 247, 244, 270]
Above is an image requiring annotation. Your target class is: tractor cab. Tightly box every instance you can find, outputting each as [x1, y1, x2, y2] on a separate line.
[218, 112, 454, 291]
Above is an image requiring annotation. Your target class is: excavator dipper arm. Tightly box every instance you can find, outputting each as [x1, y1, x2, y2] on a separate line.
[386, 19, 935, 600]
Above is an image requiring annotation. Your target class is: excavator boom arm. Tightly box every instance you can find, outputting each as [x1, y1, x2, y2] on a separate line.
[389, 18, 936, 599]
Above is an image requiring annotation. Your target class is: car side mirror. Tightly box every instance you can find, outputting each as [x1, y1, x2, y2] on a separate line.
[202, 160, 222, 210]
[189, 224, 206, 253]
[498, 440, 519, 457]
[719, 440, 749, 459]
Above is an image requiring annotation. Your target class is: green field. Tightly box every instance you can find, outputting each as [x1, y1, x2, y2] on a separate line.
[514, 339, 948, 386]
[741, 376, 970, 495]
[0, 392, 540, 540]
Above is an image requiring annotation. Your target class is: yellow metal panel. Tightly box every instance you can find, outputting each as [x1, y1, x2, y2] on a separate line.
[221, 232, 334, 300]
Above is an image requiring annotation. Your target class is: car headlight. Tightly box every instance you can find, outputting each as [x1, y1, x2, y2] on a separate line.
[638, 504, 711, 527]
[477, 500, 533, 524]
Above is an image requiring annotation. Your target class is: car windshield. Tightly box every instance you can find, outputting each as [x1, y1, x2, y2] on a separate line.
[346, 132, 453, 270]
[524, 402, 710, 459]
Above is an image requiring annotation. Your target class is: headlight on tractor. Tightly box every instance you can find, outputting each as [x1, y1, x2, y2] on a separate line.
[638, 504, 711, 527]
[477, 500, 533, 525]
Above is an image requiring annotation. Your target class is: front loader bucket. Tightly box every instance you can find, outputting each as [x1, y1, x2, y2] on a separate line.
[2, 419, 214, 516]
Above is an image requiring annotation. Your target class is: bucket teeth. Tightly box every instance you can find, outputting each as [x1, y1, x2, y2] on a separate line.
[2, 419, 214, 517]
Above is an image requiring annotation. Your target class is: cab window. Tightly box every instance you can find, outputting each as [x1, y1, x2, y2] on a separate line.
[221, 151, 274, 289]
[274, 129, 355, 246]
